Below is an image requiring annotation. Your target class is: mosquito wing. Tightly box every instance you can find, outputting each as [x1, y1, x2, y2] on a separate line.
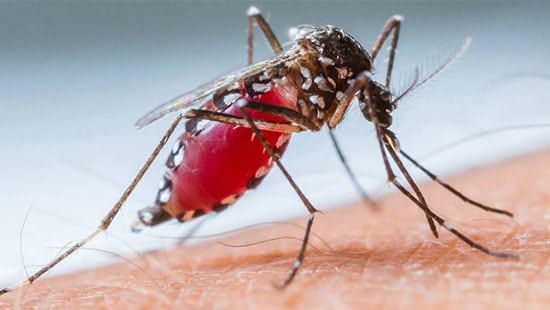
[135, 49, 300, 128]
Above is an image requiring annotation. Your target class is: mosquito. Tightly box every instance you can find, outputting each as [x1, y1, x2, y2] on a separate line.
[1, 6, 517, 295]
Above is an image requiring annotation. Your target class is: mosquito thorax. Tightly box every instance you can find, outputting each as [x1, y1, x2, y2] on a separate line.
[288, 25, 373, 123]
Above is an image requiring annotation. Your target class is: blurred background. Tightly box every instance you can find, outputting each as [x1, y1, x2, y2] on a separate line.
[0, 2, 548, 284]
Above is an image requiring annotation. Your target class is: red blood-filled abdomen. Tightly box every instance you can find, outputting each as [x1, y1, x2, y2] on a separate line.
[163, 88, 294, 218]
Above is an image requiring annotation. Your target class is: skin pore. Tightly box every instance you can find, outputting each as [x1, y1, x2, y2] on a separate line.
[1, 149, 548, 308]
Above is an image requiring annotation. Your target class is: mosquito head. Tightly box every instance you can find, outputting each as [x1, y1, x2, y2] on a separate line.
[360, 66, 419, 128]
[359, 81, 395, 128]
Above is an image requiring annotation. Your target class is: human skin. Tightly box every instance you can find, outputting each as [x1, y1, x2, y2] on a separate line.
[1, 149, 548, 308]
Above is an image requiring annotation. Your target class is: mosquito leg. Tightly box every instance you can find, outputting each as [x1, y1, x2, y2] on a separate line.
[370, 122, 438, 238]
[328, 130, 377, 208]
[398, 149, 514, 217]
[370, 15, 402, 87]
[247, 6, 283, 64]
[238, 100, 321, 130]
[351, 76, 438, 238]
[369, 17, 436, 236]
[327, 71, 437, 235]
[185, 109, 303, 133]
[186, 97, 324, 132]
[327, 72, 386, 209]
[236, 99, 319, 288]
[378, 130, 517, 258]
[278, 214, 314, 288]
[0, 114, 184, 296]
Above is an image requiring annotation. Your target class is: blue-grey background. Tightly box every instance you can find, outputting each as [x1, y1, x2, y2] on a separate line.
[1, 2, 549, 284]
